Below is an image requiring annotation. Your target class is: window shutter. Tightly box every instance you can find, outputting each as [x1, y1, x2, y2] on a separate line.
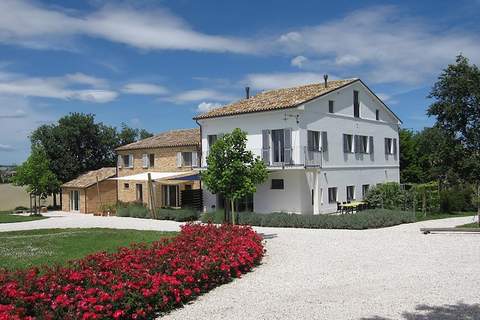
[117, 155, 123, 168]
[354, 135, 360, 153]
[176, 152, 182, 167]
[262, 129, 270, 165]
[385, 138, 389, 155]
[192, 151, 198, 167]
[369, 136, 374, 154]
[142, 154, 148, 168]
[393, 138, 397, 155]
[128, 154, 133, 168]
[321, 131, 328, 152]
[343, 134, 348, 153]
[284, 128, 292, 164]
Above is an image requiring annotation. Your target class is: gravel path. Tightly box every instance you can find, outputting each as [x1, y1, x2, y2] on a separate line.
[1, 212, 478, 319]
[163, 216, 480, 320]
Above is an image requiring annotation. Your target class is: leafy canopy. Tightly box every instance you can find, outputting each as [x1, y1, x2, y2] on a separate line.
[201, 128, 268, 202]
[13, 147, 60, 198]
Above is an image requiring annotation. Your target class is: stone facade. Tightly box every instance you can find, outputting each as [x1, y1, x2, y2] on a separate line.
[116, 146, 200, 207]
[61, 179, 118, 214]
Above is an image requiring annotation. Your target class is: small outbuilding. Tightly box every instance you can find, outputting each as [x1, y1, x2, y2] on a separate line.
[61, 167, 117, 213]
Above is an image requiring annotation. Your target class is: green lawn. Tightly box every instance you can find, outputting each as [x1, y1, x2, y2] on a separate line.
[0, 211, 48, 223]
[415, 211, 477, 222]
[0, 228, 176, 271]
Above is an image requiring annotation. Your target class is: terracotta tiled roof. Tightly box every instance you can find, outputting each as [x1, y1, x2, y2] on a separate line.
[194, 79, 358, 119]
[62, 167, 116, 189]
[116, 128, 200, 151]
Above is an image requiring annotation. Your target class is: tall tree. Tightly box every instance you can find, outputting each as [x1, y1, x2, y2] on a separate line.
[13, 147, 60, 214]
[201, 128, 268, 224]
[427, 54, 480, 223]
[399, 129, 422, 183]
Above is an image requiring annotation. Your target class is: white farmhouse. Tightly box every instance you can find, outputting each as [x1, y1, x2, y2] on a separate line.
[194, 78, 401, 214]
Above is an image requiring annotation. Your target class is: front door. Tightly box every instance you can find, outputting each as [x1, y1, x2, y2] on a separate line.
[162, 185, 179, 207]
[271, 129, 285, 164]
[70, 190, 79, 212]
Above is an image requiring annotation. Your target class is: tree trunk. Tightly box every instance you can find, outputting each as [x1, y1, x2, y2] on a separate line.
[231, 199, 235, 225]
[53, 192, 57, 208]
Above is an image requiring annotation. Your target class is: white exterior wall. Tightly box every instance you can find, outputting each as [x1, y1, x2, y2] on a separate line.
[198, 80, 401, 214]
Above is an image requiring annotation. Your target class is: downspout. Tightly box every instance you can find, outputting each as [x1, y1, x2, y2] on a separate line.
[195, 119, 203, 190]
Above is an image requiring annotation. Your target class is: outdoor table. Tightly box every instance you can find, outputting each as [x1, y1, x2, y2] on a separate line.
[340, 201, 366, 214]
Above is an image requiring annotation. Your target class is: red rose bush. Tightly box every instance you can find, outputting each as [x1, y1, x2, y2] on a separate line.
[0, 224, 264, 319]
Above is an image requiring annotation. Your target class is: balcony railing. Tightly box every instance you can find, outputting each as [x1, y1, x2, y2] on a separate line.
[201, 146, 323, 168]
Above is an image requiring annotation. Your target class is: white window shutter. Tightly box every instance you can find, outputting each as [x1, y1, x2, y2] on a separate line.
[129, 154, 133, 168]
[117, 155, 123, 168]
[142, 154, 148, 168]
[192, 151, 198, 167]
[321, 131, 328, 152]
[176, 152, 182, 167]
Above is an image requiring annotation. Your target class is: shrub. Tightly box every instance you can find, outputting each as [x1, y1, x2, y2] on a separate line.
[365, 182, 410, 210]
[201, 210, 227, 224]
[156, 208, 199, 222]
[203, 209, 415, 230]
[14, 206, 29, 211]
[439, 185, 475, 212]
[116, 202, 149, 218]
[0, 224, 264, 319]
[100, 203, 117, 215]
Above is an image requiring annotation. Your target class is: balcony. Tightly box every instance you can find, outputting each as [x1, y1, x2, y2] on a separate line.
[201, 146, 323, 168]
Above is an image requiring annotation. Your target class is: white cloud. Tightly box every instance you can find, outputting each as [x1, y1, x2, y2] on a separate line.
[0, 0, 256, 53]
[0, 96, 56, 163]
[197, 101, 222, 112]
[0, 71, 117, 103]
[245, 72, 332, 90]
[277, 6, 480, 84]
[291, 55, 308, 68]
[65, 73, 107, 88]
[122, 83, 168, 95]
[376, 93, 391, 102]
[166, 89, 235, 104]
[0, 144, 15, 152]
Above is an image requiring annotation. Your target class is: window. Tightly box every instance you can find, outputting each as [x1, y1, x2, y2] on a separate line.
[343, 134, 354, 153]
[385, 138, 397, 155]
[328, 187, 337, 203]
[346, 185, 355, 201]
[149, 154, 155, 167]
[182, 152, 192, 166]
[357, 135, 369, 154]
[271, 179, 284, 190]
[163, 185, 179, 207]
[353, 90, 360, 118]
[376, 109, 380, 121]
[142, 153, 155, 168]
[122, 154, 133, 168]
[136, 184, 143, 203]
[307, 130, 320, 151]
[208, 134, 218, 148]
[124, 183, 129, 190]
[362, 184, 370, 198]
[328, 100, 334, 113]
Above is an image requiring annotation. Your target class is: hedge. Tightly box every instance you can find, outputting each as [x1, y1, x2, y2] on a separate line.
[201, 209, 416, 230]
[116, 202, 199, 222]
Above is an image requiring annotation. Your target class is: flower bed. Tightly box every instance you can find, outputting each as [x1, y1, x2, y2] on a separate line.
[0, 224, 264, 319]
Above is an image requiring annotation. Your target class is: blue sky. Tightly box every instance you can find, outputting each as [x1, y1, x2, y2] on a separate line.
[1, 0, 480, 164]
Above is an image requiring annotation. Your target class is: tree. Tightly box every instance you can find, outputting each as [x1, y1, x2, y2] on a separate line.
[201, 128, 268, 224]
[30, 113, 153, 206]
[399, 129, 422, 183]
[13, 147, 60, 214]
[427, 54, 480, 224]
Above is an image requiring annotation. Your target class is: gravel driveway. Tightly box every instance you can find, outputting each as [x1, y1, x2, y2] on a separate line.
[1, 212, 479, 319]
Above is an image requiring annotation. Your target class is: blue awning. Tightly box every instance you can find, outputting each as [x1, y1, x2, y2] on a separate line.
[169, 174, 200, 181]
